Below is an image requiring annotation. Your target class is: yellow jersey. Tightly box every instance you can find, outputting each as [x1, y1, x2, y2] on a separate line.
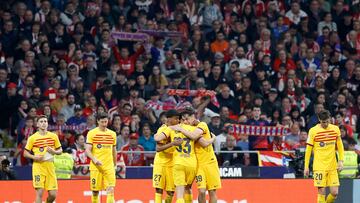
[25, 131, 62, 172]
[170, 124, 197, 168]
[307, 124, 344, 171]
[86, 127, 117, 171]
[195, 122, 217, 164]
[154, 124, 174, 166]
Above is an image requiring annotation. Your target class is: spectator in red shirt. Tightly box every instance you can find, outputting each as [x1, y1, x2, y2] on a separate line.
[120, 133, 145, 166]
[273, 50, 296, 72]
[113, 44, 144, 77]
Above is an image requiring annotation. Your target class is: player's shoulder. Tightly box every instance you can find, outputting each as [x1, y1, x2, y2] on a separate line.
[157, 124, 168, 132]
[328, 124, 340, 130]
[87, 127, 99, 134]
[197, 121, 208, 130]
[106, 128, 117, 135]
[47, 131, 58, 137]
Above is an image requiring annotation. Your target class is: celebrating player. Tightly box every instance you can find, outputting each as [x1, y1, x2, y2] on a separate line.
[86, 112, 117, 203]
[170, 109, 219, 203]
[304, 110, 344, 203]
[153, 110, 182, 203]
[155, 108, 201, 203]
[24, 115, 62, 203]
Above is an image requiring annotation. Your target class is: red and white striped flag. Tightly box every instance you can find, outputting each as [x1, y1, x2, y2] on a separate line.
[258, 151, 285, 166]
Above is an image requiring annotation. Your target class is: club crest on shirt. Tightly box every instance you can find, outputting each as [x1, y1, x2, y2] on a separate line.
[97, 144, 102, 149]
[39, 147, 44, 152]
[319, 142, 325, 147]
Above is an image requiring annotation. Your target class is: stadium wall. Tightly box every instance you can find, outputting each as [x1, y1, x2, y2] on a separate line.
[0, 179, 336, 203]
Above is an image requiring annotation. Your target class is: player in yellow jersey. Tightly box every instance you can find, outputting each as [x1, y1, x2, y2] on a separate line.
[155, 108, 201, 203]
[24, 115, 62, 203]
[153, 110, 183, 203]
[86, 112, 117, 203]
[171, 109, 219, 203]
[304, 110, 344, 203]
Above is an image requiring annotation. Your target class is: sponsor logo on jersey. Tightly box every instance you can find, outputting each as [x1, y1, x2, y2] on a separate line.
[97, 144, 102, 149]
[319, 142, 325, 147]
[39, 147, 44, 152]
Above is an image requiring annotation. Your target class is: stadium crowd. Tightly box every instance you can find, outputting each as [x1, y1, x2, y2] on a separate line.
[0, 0, 359, 168]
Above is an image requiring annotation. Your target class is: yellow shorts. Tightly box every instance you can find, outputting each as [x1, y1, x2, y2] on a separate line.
[152, 164, 175, 191]
[32, 162, 57, 190]
[313, 170, 339, 187]
[173, 164, 196, 186]
[90, 169, 116, 191]
[196, 162, 222, 190]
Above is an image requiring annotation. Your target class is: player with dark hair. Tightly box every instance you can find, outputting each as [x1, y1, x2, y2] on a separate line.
[170, 108, 219, 203]
[86, 112, 117, 203]
[152, 110, 182, 203]
[24, 115, 62, 203]
[304, 110, 344, 203]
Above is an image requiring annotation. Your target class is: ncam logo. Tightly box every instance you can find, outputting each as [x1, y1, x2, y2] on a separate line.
[220, 167, 242, 177]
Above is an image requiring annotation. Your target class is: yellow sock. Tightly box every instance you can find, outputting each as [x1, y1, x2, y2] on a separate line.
[165, 194, 173, 203]
[155, 193, 162, 203]
[106, 193, 114, 203]
[326, 194, 336, 203]
[317, 194, 326, 203]
[184, 193, 193, 203]
[176, 198, 185, 203]
[91, 194, 99, 203]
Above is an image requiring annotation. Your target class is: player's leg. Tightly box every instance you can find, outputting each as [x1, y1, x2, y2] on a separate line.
[165, 191, 175, 203]
[46, 190, 57, 203]
[92, 191, 100, 203]
[208, 190, 217, 203]
[176, 186, 186, 203]
[106, 186, 115, 203]
[173, 165, 186, 203]
[153, 165, 165, 203]
[184, 166, 196, 203]
[90, 170, 102, 203]
[198, 188, 206, 203]
[317, 187, 326, 203]
[314, 171, 327, 203]
[35, 188, 44, 203]
[326, 186, 339, 203]
[165, 166, 175, 203]
[196, 167, 206, 203]
[184, 185, 193, 203]
[155, 188, 163, 203]
[326, 170, 340, 203]
[45, 166, 58, 203]
[204, 162, 221, 203]
[104, 169, 116, 203]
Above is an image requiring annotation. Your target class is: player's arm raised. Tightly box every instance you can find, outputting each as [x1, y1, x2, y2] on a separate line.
[170, 125, 203, 141]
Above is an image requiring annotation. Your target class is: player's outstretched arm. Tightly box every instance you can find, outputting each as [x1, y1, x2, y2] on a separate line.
[170, 125, 203, 141]
[304, 144, 313, 177]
